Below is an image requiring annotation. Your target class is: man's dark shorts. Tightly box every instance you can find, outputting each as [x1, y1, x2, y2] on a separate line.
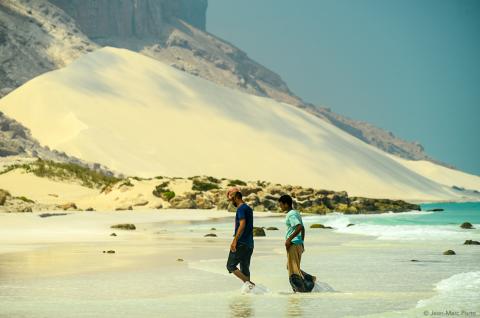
[226, 243, 254, 277]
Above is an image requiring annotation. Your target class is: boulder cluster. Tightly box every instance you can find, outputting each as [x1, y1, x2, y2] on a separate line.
[166, 177, 421, 214]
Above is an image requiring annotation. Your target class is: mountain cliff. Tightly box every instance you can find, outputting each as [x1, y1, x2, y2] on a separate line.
[0, 0, 453, 169]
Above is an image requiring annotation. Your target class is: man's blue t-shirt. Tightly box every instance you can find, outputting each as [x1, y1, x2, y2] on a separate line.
[234, 203, 254, 248]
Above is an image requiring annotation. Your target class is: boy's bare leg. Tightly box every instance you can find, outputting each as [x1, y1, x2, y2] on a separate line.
[232, 269, 255, 285]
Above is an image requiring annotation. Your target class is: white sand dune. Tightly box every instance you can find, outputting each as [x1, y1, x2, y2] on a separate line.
[0, 47, 478, 201]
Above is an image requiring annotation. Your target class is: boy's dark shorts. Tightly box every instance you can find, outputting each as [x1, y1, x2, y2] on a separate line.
[226, 243, 254, 277]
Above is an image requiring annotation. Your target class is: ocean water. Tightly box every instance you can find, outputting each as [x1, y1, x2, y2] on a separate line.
[305, 201, 480, 241]
[0, 203, 479, 318]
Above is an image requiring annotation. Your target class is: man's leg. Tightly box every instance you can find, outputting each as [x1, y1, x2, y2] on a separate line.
[227, 244, 254, 285]
[239, 246, 254, 285]
[232, 269, 250, 283]
[287, 244, 303, 278]
[297, 245, 316, 283]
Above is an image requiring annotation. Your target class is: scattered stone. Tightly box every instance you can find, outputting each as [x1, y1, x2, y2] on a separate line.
[464, 240, 480, 245]
[169, 195, 197, 209]
[0, 189, 10, 206]
[443, 250, 456, 255]
[38, 213, 67, 218]
[133, 200, 149, 207]
[110, 223, 136, 230]
[427, 208, 444, 212]
[410, 259, 419, 262]
[177, 258, 184, 262]
[253, 227, 266, 237]
[85, 207, 95, 211]
[347, 223, 355, 227]
[110, 233, 117, 236]
[115, 205, 133, 211]
[204, 233, 217, 237]
[20, 206, 33, 212]
[57, 202, 77, 210]
[310, 224, 333, 229]
[266, 227, 279, 230]
[48, 193, 59, 198]
[210, 227, 216, 231]
[460, 222, 474, 229]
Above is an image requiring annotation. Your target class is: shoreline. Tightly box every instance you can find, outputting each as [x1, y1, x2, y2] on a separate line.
[1, 208, 479, 317]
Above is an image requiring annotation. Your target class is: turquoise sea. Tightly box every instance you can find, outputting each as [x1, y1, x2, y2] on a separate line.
[303, 201, 480, 242]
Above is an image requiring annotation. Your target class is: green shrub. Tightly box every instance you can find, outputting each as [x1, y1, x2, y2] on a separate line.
[153, 182, 173, 198]
[206, 176, 220, 183]
[228, 179, 247, 186]
[14, 196, 35, 204]
[192, 180, 220, 191]
[161, 191, 176, 202]
[120, 179, 134, 187]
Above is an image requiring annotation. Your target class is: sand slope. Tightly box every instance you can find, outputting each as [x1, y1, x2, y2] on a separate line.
[0, 47, 478, 201]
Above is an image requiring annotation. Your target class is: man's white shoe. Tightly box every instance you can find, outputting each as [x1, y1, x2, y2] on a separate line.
[240, 282, 255, 294]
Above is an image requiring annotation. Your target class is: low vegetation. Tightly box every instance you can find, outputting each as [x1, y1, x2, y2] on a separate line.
[0, 159, 121, 189]
[192, 179, 220, 191]
[152, 181, 176, 201]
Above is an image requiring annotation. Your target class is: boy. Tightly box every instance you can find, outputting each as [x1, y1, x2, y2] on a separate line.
[278, 194, 316, 292]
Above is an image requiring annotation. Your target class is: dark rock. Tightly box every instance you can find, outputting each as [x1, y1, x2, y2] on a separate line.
[210, 228, 216, 231]
[347, 223, 355, 227]
[266, 227, 279, 230]
[427, 208, 444, 212]
[410, 259, 419, 262]
[169, 195, 197, 209]
[85, 207, 95, 211]
[304, 204, 330, 215]
[0, 189, 10, 206]
[204, 233, 217, 237]
[310, 224, 333, 229]
[253, 227, 266, 237]
[443, 250, 456, 255]
[110, 233, 117, 236]
[464, 240, 480, 245]
[57, 202, 77, 210]
[38, 213, 67, 218]
[195, 196, 215, 209]
[20, 206, 33, 212]
[261, 199, 277, 211]
[460, 222, 474, 229]
[177, 258, 184, 262]
[110, 223, 136, 230]
[133, 200, 149, 206]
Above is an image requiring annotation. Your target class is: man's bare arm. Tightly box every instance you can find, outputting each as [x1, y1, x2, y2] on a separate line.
[231, 219, 246, 252]
[285, 224, 304, 250]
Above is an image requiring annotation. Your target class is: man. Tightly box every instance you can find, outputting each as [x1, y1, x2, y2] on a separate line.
[226, 187, 255, 289]
[278, 194, 316, 292]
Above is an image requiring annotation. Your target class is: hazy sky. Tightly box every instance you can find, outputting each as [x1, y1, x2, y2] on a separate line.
[207, 0, 480, 176]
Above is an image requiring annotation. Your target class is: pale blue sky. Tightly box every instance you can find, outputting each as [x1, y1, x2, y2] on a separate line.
[207, 0, 480, 176]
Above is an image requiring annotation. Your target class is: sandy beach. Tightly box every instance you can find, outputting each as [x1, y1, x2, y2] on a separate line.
[1, 209, 479, 318]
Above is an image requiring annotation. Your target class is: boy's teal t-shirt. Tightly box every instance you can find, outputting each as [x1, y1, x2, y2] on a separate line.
[285, 209, 303, 245]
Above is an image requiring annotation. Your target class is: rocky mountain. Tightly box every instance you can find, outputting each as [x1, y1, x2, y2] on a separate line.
[0, 0, 453, 169]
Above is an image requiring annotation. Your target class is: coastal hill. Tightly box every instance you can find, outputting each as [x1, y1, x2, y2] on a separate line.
[1, 47, 478, 205]
[0, 0, 448, 166]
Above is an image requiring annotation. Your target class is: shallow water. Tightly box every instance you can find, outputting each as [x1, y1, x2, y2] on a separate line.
[0, 203, 479, 317]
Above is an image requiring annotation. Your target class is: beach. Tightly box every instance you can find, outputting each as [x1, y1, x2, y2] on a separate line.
[1, 205, 479, 318]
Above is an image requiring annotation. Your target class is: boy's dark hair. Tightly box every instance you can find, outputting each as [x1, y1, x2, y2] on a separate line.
[234, 191, 243, 200]
[278, 194, 293, 208]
